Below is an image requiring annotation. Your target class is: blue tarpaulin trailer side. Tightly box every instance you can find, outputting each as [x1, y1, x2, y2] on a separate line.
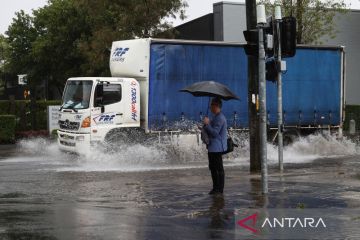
[267, 47, 342, 127]
[147, 40, 344, 131]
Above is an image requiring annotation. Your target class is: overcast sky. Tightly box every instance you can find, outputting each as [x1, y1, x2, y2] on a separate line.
[1, 0, 360, 35]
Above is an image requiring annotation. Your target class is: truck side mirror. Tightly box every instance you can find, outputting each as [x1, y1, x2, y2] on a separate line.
[95, 84, 104, 108]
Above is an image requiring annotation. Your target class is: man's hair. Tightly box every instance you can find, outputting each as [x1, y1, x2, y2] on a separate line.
[211, 97, 222, 108]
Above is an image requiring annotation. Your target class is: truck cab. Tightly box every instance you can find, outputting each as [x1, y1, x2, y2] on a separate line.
[57, 77, 140, 153]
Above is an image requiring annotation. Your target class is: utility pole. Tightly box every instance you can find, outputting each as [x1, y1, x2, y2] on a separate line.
[245, 0, 261, 173]
[275, 6, 284, 172]
[257, 4, 268, 194]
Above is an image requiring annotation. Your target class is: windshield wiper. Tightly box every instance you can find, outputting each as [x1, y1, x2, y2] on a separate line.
[63, 105, 78, 113]
[68, 105, 78, 113]
[59, 103, 65, 111]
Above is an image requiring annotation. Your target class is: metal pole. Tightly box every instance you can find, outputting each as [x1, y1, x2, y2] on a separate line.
[276, 19, 284, 172]
[258, 25, 268, 194]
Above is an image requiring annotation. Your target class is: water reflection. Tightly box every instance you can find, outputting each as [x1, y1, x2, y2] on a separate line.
[249, 178, 269, 208]
[208, 195, 226, 239]
[209, 195, 225, 228]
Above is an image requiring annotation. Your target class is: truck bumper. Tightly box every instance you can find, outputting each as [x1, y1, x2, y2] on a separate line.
[57, 130, 91, 154]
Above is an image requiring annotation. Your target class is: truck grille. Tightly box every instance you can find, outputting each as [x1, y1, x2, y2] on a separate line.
[59, 120, 80, 131]
[59, 134, 75, 140]
[60, 140, 76, 147]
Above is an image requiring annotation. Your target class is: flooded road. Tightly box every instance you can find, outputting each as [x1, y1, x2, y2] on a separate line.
[1, 134, 360, 239]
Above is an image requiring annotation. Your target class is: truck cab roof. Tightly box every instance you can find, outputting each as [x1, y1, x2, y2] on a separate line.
[67, 77, 137, 83]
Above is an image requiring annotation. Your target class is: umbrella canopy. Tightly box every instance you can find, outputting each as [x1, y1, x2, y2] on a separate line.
[180, 81, 240, 100]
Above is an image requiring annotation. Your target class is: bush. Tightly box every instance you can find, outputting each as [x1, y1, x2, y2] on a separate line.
[51, 129, 58, 139]
[0, 115, 16, 143]
[0, 101, 10, 115]
[0, 100, 61, 131]
[35, 100, 62, 130]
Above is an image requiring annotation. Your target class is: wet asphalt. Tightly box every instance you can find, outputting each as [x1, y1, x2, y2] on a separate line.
[1, 142, 360, 240]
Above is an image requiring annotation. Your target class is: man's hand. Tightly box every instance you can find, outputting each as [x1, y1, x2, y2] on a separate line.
[203, 116, 210, 125]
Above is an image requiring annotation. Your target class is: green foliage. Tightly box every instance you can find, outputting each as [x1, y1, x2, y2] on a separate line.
[74, 0, 187, 76]
[0, 34, 6, 60]
[6, 11, 38, 86]
[0, 100, 61, 131]
[0, 115, 16, 143]
[34, 100, 62, 130]
[51, 129, 58, 139]
[259, 0, 348, 44]
[0, 101, 10, 115]
[1, 33, 12, 96]
[3, 0, 188, 95]
[0, 35, 9, 87]
[32, 0, 91, 88]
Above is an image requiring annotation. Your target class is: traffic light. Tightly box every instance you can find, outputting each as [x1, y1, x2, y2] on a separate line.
[243, 29, 258, 56]
[243, 18, 274, 57]
[23, 90, 30, 99]
[281, 17, 297, 58]
[266, 57, 278, 82]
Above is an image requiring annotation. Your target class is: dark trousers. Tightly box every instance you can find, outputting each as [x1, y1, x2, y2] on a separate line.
[208, 152, 225, 193]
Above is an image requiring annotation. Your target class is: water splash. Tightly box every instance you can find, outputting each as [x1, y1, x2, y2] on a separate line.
[268, 133, 360, 164]
[8, 132, 360, 172]
[10, 137, 64, 163]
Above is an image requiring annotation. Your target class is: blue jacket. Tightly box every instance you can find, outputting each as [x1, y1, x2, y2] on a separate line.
[204, 112, 227, 153]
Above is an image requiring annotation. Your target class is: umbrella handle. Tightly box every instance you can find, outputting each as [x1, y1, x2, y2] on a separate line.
[206, 97, 210, 116]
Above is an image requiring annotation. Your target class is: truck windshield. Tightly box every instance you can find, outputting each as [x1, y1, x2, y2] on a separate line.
[62, 80, 93, 110]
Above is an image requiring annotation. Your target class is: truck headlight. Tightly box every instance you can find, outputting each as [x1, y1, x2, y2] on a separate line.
[81, 116, 91, 128]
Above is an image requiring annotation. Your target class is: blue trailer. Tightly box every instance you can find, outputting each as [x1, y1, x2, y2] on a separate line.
[141, 39, 344, 132]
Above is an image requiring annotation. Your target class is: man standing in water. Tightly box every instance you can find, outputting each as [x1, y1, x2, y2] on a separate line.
[203, 97, 227, 195]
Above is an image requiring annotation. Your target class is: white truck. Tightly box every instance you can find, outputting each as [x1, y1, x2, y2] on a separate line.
[57, 38, 345, 153]
[58, 38, 162, 153]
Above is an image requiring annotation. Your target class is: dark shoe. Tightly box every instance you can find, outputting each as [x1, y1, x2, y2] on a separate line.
[209, 189, 219, 195]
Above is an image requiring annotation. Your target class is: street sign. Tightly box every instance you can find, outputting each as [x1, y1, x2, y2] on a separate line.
[18, 74, 28, 85]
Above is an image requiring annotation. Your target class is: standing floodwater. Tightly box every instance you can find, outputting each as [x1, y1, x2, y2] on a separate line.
[1, 134, 360, 239]
[10, 132, 360, 172]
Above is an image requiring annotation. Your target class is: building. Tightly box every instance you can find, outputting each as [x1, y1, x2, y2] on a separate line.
[175, 2, 360, 105]
[322, 10, 360, 105]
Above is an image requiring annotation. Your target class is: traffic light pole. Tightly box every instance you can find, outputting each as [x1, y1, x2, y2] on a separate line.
[258, 25, 268, 194]
[275, 11, 284, 173]
[245, 0, 261, 174]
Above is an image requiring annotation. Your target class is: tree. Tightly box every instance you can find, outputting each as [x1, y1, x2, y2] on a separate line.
[6, 11, 38, 82]
[74, 0, 187, 76]
[0, 34, 9, 97]
[260, 0, 347, 44]
[0, 35, 7, 74]
[4, 0, 187, 98]
[32, 0, 92, 96]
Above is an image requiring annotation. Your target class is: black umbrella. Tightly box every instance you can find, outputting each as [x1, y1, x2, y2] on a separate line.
[180, 81, 240, 101]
